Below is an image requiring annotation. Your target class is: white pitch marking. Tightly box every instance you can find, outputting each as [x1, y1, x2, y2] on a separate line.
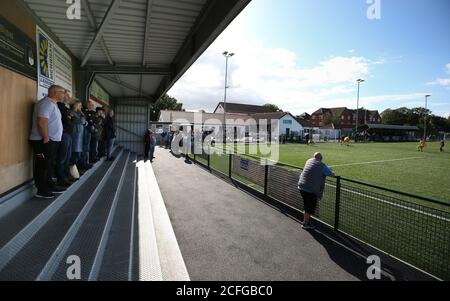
[329, 157, 422, 168]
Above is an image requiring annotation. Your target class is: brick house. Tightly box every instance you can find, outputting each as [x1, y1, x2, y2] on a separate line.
[311, 107, 381, 128]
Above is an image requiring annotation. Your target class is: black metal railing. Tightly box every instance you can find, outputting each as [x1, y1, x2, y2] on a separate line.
[189, 144, 450, 280]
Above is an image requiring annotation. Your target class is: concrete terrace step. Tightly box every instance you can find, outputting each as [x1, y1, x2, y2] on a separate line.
[45, 151, 130, 281]
[0, 148, 124, 280]
[0, 151, 113, 250]
[98, 154, 138, 281]
[0, 147, 189, 281]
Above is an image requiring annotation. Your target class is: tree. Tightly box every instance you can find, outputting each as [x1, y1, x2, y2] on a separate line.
[381, 109, 407, 125]
[263, 103, 283, 112]
[150, 94, 183, 121]
[381, 107, 450, 137]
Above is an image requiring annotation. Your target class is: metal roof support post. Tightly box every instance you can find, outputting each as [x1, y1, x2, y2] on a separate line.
[96, 75, 155, 101]
[81, 0, 115, 65]
[143, 0, 155, 66]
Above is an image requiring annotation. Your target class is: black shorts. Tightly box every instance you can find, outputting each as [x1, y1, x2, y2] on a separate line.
[300, 190, 318, 215]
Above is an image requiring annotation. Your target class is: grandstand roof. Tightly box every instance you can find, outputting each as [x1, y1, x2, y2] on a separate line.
[360, 124, 420, 131]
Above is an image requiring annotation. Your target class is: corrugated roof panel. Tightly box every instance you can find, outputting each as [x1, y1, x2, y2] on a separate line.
[22, 0, 252, 99]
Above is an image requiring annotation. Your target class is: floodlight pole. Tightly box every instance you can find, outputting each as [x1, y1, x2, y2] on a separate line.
[424, 95, 431, 140]
[223, 51, 234, 144]
[355, 79, 365, 141]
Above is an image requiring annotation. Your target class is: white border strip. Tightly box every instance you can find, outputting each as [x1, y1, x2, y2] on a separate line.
[137, 161, 163, 281]
[128, 154, 138, 281]
[329, 157, 422, 168]
[36, 150, 124, 281]
[145, 161, 190, 281]
[89, 152, 130, 280]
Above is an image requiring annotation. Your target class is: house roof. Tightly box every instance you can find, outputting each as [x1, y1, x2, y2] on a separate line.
[251, 112, 288, 121]
[312, 107, 348, 116]
[298, 112, 311, 119]
[295, 118, 314, 128]
[329, 107, 348, 117]
[312, 107, 381, 119]
[214, 102, 274, 115]
[158, 110, 253, 125]
[312, 108, 330, 115]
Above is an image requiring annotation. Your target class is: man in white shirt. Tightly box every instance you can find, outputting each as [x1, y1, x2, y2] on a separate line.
[29, 85, 65, 199]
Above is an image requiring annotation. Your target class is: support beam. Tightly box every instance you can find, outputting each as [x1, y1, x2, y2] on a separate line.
[81, 0, 115, 65]
[85, 65, 172, 75]
[81, 0, 122, 67]
[97, 75, 155, 101]
[139, 74, 143, 96]
[143, 0, 155, 66]
[115, 74, 127, 97]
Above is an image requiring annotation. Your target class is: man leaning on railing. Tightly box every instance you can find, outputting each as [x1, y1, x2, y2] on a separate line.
[298, 152, 336, 230]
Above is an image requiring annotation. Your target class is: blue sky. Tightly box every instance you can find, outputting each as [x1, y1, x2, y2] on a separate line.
[169, 0, 450, 117]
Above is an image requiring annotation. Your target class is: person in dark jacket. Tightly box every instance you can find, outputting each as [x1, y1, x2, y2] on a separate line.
[55, 91, 75, 187]
[90, 107, 104, 162]
[81, 101, 96, 168]
[96, 107, 107, 157]
[103, 109, 116, 161]
[144, 129, 157, 162]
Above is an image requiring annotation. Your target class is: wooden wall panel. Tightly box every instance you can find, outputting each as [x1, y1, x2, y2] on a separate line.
[0, 0, 36, 194]
[0, 66, 37, 194]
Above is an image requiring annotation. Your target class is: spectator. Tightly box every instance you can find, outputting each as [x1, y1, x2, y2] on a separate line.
[90, 107, 104, 162]
[81, 101, 96, 168]
[97, 107, 107, 158]
[55, 91, 75, 187]
[71, 101, 86, 169]
[164, 131, 172, 149]
[103, 108, 117, 161]
[29, 85, 65, 199]
[298, 152, 335, 230]
[144, 129, 157, 162]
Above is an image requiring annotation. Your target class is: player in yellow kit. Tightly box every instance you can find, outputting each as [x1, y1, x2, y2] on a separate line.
[344, 136, 350, 147]
[417, 139, 426, 152]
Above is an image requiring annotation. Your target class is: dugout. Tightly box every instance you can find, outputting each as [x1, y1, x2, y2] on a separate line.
[357, 124, 420, 142]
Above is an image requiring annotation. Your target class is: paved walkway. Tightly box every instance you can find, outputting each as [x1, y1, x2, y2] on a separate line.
[152, 148, 373, 281]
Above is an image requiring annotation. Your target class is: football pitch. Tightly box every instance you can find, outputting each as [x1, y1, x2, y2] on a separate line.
[207, 142, 449, 204]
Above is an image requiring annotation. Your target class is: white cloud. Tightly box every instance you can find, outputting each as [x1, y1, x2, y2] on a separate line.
[426, 78, 450, 88]
[426, 63, 450, 88]
[168, 16, 390, 115]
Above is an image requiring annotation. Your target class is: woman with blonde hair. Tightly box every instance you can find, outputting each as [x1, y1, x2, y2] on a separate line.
[70, 100, 86, 168]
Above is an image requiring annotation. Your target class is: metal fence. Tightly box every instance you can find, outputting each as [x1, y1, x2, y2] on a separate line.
[189, 146, 450, 280]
